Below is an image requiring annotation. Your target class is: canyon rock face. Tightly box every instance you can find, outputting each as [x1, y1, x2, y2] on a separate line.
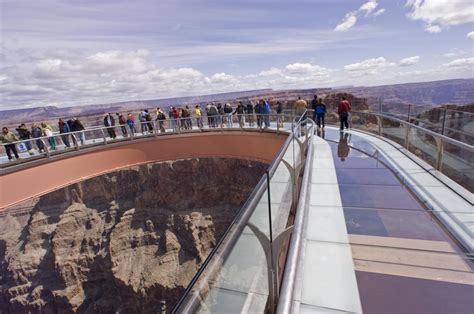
[0, 158, 266, 313]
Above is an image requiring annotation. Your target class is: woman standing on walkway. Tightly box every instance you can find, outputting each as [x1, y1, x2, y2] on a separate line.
[41, 122, 56, 150]
[315, 98, 327, 130]
[127, 113, 136, 135]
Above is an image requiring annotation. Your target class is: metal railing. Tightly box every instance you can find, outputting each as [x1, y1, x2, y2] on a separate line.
[305, 107, 473, 192]
[348, 110, 474, 193]
[0, 113, 294, 168]
[172, 115, 315, 312]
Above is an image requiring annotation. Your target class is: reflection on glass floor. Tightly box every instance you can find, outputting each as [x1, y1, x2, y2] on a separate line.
[318, 127, 473, 314]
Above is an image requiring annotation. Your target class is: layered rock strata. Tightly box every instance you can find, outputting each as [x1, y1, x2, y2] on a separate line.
[0, 158, 266, 313]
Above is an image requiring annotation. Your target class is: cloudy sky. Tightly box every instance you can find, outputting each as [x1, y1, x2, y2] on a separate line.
[1, 0, 473, 110]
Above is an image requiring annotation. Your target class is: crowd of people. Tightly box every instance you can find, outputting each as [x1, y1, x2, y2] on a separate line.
[0, 117, 86, 161]
[0, 96, 352, 161]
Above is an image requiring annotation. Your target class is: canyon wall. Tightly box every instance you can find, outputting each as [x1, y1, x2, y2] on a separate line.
[0, 158, 267, 313]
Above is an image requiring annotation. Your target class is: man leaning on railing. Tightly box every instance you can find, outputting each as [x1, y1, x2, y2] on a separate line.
[0, 127, 20, 161]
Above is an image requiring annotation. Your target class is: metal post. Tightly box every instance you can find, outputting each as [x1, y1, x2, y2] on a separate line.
[266, 171, 277, 313]
[441, 108, 447, 136]
[43, 139, 50, 158]
[101, 129, 107, 145]
[436, 138, 445, 171]
[377, 116, 382, 136]
[405, 124, 410, 149]
[407, 104, 411, 122]
[72, 133, 80, 150]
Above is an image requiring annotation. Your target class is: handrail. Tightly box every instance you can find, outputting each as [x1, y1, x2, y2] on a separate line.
[0, 113, 293, 167]
[276, 118, 315, 314]
[352, 110, 474, 152]
[172, 117, 311, 312]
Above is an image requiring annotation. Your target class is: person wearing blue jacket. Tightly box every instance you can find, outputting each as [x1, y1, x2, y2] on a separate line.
[314, 98, 327, 129]
[261, 99, 272, 128]
[58, 118, 71, 147]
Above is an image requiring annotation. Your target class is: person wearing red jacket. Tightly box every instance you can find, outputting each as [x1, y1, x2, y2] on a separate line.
[338, 96, 351, 131]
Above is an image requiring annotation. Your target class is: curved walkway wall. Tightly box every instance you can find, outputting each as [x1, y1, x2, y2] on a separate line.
[0, 130, 288, 210]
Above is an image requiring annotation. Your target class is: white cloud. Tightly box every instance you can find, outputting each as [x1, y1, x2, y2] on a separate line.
[442, 48, 467, 58]
[399, 56, 420, 66]
[406, 0, 474, 32]
[424, 24, 441, 33]
[444, 58, 474, 68]
[259, 68, 283, 76]
[373, 8, 385, 17]
[0, 50, 338, 108]
[334, 1, 384, 32]
[359, 0, 379, 15]
[344, 57, 395, 74]
[467, 31, 474, 39]
[334, 13, 357, 32]
[285, 63, 327, 75]
[208, 72, 236, 84]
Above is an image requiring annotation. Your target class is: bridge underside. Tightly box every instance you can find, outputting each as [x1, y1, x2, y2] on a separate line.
[0, 130, 287, 210]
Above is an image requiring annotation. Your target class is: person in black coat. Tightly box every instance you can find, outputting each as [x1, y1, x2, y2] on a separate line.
[103, 113, 116, 139]
[16, 123, 33, 151]
[246, 102, 254, 126]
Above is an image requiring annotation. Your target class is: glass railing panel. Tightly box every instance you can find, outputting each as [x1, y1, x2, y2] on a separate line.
[440, 140, 474, 192]
[174, 182, 273, 313]
[381, 102, 410, 119]
[0, 138, 45, 163]
[381, 117, 405, 147]
[350, 112, 379, 135]
[407, 128, 438, 168]
[79, 128, 106, 146]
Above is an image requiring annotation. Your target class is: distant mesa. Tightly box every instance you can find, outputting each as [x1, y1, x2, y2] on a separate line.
[1, 78, 473, 125]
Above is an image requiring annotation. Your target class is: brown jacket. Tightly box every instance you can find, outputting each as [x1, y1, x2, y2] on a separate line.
[0, 131, 19, 144]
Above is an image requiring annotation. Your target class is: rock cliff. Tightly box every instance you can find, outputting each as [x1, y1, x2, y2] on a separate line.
[0, 158, 266, 313]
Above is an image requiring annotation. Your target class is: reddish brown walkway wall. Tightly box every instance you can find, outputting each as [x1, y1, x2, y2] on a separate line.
[0, 131, 287, 209]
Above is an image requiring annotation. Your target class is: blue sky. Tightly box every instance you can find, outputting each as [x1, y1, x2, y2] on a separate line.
[0, 0, 473, 109]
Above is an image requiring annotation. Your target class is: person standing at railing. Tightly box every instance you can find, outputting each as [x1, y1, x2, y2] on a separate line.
[103, 113, 117, 139]
[208, 103, 219, 128]
[127, 113, 136, 135]
[194, 105, 203, 129]
[233, 102, 245, 127]
[294, 96, 308, 119]
[224, 103, 233, 127]
[58, 118, 71, 148]
[171, 107, 180, 131]
[117, 113, 128, 137]
[276, 101, 283, 128]
[338, 96, 351, 131]
[0, 127, 20, 161]
[31, 123, 45, 153]
[139, 109, 148, 134]
[41, 122, 56, 150]
[262, 99, 272, 128]
[246, 101, 255, 126]
[315, 98, 327, 130]
[144, 109, 154, 133]
[71, 117, 86, 145]
[255, 101, 262, 128]
[183, 106, 192, 129]
[217, 103, 224, 127]
[15, 123, 34, 154]
[156, 108, 167, 133]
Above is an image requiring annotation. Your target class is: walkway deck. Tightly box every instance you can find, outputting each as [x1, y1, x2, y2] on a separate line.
[293, 126, 473, 313]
